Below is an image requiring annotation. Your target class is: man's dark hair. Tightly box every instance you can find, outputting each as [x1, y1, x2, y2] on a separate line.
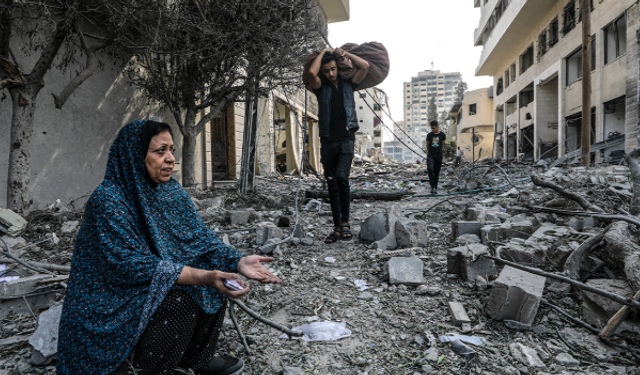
[430, 120, 439, 127]
[321, 51, 335, 65]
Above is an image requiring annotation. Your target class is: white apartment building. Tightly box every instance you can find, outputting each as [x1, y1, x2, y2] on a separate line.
[403, 70, 462, 143]
[354, 88, 388, 157]
[473, 0, 639, 163]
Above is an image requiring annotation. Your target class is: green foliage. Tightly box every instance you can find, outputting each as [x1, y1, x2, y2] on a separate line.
[455, 80, 468, 103]
[442, 140, 456, 159]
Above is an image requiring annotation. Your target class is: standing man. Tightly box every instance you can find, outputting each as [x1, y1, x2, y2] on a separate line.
[307, 48, 369, 243]
[426, 120, 446, 194]
[455, 146, 463, 166]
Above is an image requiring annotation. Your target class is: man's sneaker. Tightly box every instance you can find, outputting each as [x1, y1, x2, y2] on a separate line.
[196, 357, 244, 375]
[431, 188, 437, 195]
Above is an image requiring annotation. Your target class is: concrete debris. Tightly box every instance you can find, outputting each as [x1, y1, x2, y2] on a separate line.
[29, 303, 63, 365]
[509, 342, 546, 368]
[487, 265, 546, 325]
[386, 257, 424, 286]
[447, 243, 497, 281]
[6, 162, 640, 373]
[0, 207, 27, 237]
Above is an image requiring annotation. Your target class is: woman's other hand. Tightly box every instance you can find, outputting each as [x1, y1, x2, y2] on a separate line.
[237, 256, 282, 284]
[204, 270, 250, 298]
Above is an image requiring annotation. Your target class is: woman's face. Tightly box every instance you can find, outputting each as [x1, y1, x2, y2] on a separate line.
[145, 131, 175, 184]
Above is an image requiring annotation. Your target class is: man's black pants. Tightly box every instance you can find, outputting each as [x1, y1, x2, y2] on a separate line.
[427, 153, 443, 189]
[321, 140, 354, 227]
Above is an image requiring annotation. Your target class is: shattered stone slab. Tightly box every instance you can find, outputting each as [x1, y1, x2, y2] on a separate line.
[480, 220, 536, 244]
[0, 275, 59, 319]
[0, 207, 27, 237]
[487, 266, 546, 325]
[29, 303, 63, 365]
[387, 257, 424, 286]
[451, 221, 499, 241]
[447, 243, 497, 281]
[509, 343, 546, 368]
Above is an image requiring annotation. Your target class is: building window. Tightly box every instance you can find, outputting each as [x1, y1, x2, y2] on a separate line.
[604, 14, 627, 64]
[359, 106, 363, 109]
[510, 63, 516, 82]
[520, 45, 534, 74]
[591, 37, 596, 71]
[360, 93, 367, 98]
[566, 48, 582, 86]
[469, 104, 477, 116]
[538, 30, 548, 59]
[520, 90, 534, 108]
[563, 1, 576, 36]
[373, 103, 382, 111]
[504, 69, 510, 87]
[549, 18, 559, 47]
[496, 78, 504, 95]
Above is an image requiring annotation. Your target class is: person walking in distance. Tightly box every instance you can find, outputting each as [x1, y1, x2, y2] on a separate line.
[426, 120, 446, 194]
[306, 48, 370, 243]
[455, 146, 463, 166]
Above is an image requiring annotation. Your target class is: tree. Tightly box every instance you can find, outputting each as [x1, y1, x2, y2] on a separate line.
[439, 109, 449, 135]
[0, 1, 156, 214]
[127, 0, 324, 190]
[454, 80, 468, 103]
[427, 95, 438, 123]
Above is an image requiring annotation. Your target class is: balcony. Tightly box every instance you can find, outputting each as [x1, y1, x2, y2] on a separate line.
[475, 0, 557, 76]
[318, 0, 350, 23]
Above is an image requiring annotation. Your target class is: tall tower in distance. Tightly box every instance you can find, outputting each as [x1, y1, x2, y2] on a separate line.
[402, 70, 462, 148]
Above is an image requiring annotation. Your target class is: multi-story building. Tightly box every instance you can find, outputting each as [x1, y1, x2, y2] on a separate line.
[403, 70, 462, 144]
[354, 88, 388, 157]
[473, 0, 639, 163]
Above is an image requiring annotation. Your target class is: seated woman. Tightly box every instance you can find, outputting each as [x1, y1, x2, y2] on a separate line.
[57, 120, 280, 375]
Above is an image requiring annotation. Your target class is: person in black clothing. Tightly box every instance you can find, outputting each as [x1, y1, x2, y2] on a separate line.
[426, 120, 446, 194]
[306, 48, 369, 243]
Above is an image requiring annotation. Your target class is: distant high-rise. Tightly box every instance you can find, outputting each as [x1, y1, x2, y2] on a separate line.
[403, 70, 462, 143]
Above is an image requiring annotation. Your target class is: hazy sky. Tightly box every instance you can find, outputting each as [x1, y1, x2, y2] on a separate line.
[328, 0, 493, 123]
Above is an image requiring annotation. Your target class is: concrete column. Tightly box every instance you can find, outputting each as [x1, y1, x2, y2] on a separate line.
[308, 120, 322, 174]
[256, 93, 275, 176]
[285, 107, 301, 173]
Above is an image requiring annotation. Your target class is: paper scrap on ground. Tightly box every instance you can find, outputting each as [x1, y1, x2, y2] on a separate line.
[354, 279, 369, 291]
[439, 334, 486, 347]
[279, 321, 352, 341]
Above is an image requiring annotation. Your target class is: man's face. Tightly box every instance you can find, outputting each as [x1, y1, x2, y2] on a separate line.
[321, 61, 338, 83]
[431, 125, 439, 133]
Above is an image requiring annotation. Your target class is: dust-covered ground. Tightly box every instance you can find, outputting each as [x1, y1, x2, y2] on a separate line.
[1, 161, 640, 375]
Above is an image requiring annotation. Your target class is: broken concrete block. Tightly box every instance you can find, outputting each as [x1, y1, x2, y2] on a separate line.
[0, 275, 58, 319]
[0, 207, 27, 237]
[447, 243, 497, 281]
[566, 217, 583, 232]
[228, 208, 256, 225]
[360, 212, 388, 242]
[455, 234, 481, 245]
[60, 221, 80, 234]
[394, 220, 415, 248]
[259, 238, 279, 255]
[255, 222, 284, 246]
[554, 352, 580, 367]
[487, 266, 546, 325]
[387, 257, 424, 286]
[582, 279, 638, 332]
[397, 220, 429, 247]
[451, 221, 499, 241]
[448, 302, 471, 330]
[29, 303, 63, 366]
[509, 343, 546, 368]
[480, 220, 535, 244]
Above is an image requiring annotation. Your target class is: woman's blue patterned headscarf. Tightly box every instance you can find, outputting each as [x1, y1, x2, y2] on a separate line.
[57, 120, 243, 375]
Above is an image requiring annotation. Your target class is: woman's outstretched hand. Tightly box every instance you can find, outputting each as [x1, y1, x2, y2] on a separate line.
[237, 255, 282, 284]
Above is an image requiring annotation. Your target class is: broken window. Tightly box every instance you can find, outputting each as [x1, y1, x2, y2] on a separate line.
[604, 13, 627, 64]
[549, 18, 559, 47]
[538, 30, 548, 59]
[566, 48, 582, 86]
[519, 89, 534, 108]
[520, 45, 534, 74]
[563, 2, 576, 36]
[469, 104, 477, 116]
[496, 78, 504, 96]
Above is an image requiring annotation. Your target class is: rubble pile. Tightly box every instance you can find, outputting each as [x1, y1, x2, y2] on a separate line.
[1, 161, 640, 374]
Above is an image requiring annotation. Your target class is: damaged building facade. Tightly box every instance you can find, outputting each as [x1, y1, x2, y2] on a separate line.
[473, 0, 640, 163]
[449, 87, 496, 162]
[353, 88, 389, 159]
